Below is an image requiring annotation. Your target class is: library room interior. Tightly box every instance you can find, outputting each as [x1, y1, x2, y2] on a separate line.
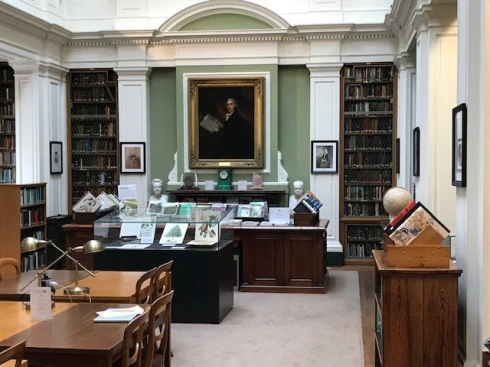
[0, 0, 489, 366]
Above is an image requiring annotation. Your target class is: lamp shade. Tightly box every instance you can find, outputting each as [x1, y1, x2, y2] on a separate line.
[21, 237, 46, 253]
[72, 240, 104, 254]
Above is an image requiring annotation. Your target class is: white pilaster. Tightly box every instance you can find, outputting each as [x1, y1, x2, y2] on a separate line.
[457, 0, 489, 365]
[114, 67, 152, 208]
[394, 53, 415, 192]
[307, 63, 342, 250]
[412, 5, 457, 234]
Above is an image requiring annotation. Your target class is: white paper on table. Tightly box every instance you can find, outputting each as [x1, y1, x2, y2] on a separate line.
[96, 305, 144, 318]
[269, 207, 290, 225]
[119, 244, 151, 249]
[204, 181, 214, 190]
[30, 287, 52, 321]
[118, 184, 137, 201]
[237, 181, 247, 190]
[94, 223, 110, 238]
[120, 220, 141, 239]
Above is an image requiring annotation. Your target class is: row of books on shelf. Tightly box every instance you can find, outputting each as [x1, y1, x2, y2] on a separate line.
[344, 118, 392, 133]
[344, 202, 387, 217]
[71, 88, 115, 103]
[0, 119, 14, 133]
[0, 87, 13, 100]
[0, 136, 15, 149]
[346, 242, 382, 258]
[344, 170, 392, 183]
[72, 122, 116, 137]
[21, 250, 46, 272]
[0, 104, 14, 116]
[344, 152, 393, 167]
[72, 139, 117, 153]
[344, 101, 393, 113]
[0, 167, 15, 183]
[346, 225, 383, 240]
[343, 66, 393, 82]
[344, 185, 387, 201]
[383, 201, 449, 246]
[1, 68, 13, 83]
[344, 84, 393, 99]
[20, 187, 44, 206]
[0, 151, 14, 165]
[71, 72, 116, 85]
[72, 156, 117, 169]
[20, 208, 45, 227]
[344, 135, 392, 150]
[72, 105, 116, 116]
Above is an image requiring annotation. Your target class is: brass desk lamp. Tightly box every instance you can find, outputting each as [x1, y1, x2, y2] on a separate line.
[20, 237, 103, 295]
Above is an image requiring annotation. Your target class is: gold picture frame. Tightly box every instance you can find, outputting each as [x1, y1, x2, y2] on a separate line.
[189, 77, 264, 169]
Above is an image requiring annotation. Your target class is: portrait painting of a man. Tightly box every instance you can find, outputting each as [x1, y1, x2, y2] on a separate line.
[189, 78, 264, 169]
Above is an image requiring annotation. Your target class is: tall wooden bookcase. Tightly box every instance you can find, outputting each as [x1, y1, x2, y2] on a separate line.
[339, 63, 397, 264]
[68, 69, 119, 209]
[0, 62, 15, 183]
[0, 183, 47, 274]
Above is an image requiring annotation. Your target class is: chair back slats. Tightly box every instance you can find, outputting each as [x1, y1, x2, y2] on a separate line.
[143, 291, 174, 367]
[121, 309, 150, 367]
[135, 268, 156, 304]
[153, 261, 173, 301]
[0, 340, 26, 367]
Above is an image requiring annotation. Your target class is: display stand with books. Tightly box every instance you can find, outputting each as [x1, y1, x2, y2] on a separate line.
[382, 201, 450, 268]
[293, 191, 322, 226]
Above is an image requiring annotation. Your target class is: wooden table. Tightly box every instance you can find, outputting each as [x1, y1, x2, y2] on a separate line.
[0, 270, 93, 301]
[0, 303, 149, 367]
[52, 271, 149, 303]
[0, 301, 75, 367]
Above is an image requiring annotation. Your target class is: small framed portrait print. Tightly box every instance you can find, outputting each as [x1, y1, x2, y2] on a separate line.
[50, 141, 63, 174]
[120, 142, 146, 174]
[311, 140, 338, 174]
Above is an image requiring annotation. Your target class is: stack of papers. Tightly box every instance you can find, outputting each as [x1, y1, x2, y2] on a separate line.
[94, 305, 144, 323]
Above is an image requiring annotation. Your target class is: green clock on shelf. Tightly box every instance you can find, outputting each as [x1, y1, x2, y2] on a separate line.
[217, 169, 232, 190]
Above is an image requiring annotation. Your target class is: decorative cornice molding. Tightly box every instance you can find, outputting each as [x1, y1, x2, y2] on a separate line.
[307, 63, 343, 76]
[114, 67, 152, 80]
[410, 3, 457, 32]
[394, 52, 415, 70]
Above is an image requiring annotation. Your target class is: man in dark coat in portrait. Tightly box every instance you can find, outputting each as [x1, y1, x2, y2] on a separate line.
[222, 98, 254, 159]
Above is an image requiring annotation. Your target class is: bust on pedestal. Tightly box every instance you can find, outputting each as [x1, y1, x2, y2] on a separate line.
[148, 178, 168, 205]
[289, 180, 304, 215]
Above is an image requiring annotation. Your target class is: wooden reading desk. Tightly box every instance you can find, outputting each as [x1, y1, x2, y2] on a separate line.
[0, 302, 149, 367]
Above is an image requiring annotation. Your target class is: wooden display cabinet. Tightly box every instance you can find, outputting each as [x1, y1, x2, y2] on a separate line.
[0, 183, 47, 274]
[340, 63, 397, 264]
[373, 250, 461, 366]
[0, 62, 15, 183]
[68, 69, 119, 210]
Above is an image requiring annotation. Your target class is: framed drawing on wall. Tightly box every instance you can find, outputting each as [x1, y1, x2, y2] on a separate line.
[452, 103, 467, 187]
[311, 140, 338, 174]
[120, 142, 146, 174]
[50, 141, 63, 174]
[396, 138, 400, 174]
[188, 77, 264, 169]
[413, 127, 420, 177]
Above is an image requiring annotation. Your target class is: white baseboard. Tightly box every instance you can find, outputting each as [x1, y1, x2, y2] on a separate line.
[464, 360, 481, 367]
[326, 240, 343, 252]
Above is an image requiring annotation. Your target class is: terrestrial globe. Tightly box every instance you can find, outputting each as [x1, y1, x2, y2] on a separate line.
[383, 187, 414, 220]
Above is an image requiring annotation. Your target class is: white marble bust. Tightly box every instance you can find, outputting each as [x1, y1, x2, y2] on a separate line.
[289, 180, 304, 213]
[148, 178, 168, 204]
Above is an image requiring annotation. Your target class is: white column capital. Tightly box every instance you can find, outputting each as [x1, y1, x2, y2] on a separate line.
[394, 52, 415, 70]
[307, 63, 343, 78]
[11, 61, 68, 80]
[114, 67, 152, 81]
[410, 3, 457, 33]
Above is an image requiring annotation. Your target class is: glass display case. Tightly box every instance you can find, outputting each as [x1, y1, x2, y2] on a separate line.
[93, 204, 235, 250]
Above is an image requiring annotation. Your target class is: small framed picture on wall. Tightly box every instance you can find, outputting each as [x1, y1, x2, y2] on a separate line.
[413, 128, 420, 177]
[50, 141, 63, 174]
[120, 142, 146, 174]
[396, 138, 400, 174]
[452, 103, 467, 187]
[311, 140, 338, 174]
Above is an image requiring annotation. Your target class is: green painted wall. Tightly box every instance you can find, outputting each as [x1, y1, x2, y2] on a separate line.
[149, 65, 310, 198]
[278, 66, 311, 193]
[149, 68, 177, 187]
[180, 14, 272, 31]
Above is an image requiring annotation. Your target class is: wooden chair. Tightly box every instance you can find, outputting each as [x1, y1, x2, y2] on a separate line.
[152, 261, 173, 301]
[152, 261, 174, 362]
[119, 309, 150, 367]
[0, 258, 21, 280]
[135, 268, 156, 305]
[143, 291, 174, 367]
[0, 340, 26, 367]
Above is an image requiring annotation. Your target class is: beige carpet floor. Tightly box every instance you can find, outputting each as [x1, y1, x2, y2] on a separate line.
[171, 270, 363, 367]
